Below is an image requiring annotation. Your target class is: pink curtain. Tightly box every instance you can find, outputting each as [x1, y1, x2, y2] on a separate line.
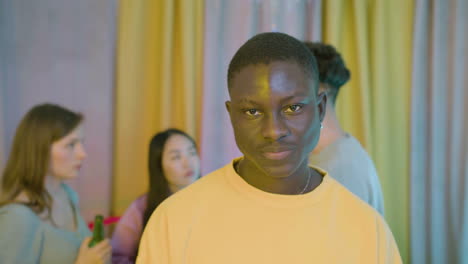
[0, 0, 117, 221]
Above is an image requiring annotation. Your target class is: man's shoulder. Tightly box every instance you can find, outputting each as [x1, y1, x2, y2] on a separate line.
[322, 134, 365, 157]
[325, 176, 381, 217]
[314, 134, 378, 175]
[340, 135, 375, 163]
[313, 136, 385, 215]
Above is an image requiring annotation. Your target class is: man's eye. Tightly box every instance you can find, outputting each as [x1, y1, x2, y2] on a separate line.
[284, 104, 303, 113]
[245, 109, 261, 117]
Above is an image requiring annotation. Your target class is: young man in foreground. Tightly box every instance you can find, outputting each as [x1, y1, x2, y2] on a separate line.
[137, 32, 401, 264]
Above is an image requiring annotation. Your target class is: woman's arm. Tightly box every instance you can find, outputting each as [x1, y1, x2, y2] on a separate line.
[111, 197, 146, 263]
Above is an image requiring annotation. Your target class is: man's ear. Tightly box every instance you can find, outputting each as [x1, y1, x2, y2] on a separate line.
[318, 83, 328, 94]
[317, 92, 327, 122]
[225, 101, 232, 114]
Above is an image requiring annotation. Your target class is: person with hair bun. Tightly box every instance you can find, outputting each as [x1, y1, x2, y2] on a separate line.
[304, 42, 385, 215]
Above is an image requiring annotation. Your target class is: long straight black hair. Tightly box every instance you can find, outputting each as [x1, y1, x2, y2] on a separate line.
[142, 128, 198, 230]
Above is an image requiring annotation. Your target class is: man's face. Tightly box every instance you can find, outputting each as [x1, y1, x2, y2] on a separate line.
[226, 61, 326, 178]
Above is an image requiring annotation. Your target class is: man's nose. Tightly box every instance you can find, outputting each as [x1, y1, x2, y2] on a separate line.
[261, 112, 290, 141]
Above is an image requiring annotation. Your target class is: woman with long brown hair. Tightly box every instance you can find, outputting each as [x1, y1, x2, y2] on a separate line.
[0, 103, 111, 263]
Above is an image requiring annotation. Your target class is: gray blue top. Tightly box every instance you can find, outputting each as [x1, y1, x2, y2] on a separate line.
[0, 184, 91, 263]
[309, 134, 385, 215]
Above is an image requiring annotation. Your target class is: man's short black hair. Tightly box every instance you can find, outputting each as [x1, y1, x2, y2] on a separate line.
[227, 32, 319, 92]
[303, 42, 350, 105]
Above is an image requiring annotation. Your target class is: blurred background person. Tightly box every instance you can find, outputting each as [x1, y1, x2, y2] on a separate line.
[111, 129, 201, 263]
[305, 42, 385, 215]
[0, 103, 111, 264]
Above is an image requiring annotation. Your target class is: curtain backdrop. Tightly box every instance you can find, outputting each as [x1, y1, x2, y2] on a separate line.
[321, 1, 414, 262]
[0, 0, 117, 222]
[410, 0, 468, 263]
[113, 0, 204, 215]
[2, 2, 467, 262]
[0, 91, 4, 170]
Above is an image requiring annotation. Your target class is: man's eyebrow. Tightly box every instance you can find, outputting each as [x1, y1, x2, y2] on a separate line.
[280, 94, 309, 103]
[238, 98, 260, 105]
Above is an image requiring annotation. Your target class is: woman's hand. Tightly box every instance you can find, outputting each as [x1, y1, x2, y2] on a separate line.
[75, 237, 112, 264]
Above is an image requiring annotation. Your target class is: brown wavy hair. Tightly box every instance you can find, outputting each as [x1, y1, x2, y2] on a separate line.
[0, 103, 83, 216]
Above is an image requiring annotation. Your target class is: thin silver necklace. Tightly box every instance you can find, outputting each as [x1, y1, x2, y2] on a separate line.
[235, 161, 311, 195]
[299, 168, 311, 194]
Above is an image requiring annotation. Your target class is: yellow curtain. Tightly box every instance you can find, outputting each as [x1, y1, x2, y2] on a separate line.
[323, 0, 413, 262]
[113, 0, 204, 215]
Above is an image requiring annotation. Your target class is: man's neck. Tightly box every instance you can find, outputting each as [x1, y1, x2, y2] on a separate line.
[313, 105, 346, 154]
[236, 159, 322, 195]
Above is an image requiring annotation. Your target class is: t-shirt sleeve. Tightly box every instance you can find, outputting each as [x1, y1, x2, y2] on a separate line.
[366, 165, 386, 217]
[373, 189, 385, 217]
[377, 216, 403, 264]
[136, 203, 170, 264]
[111, 199, 145, 263]
[0, 206, 44, 263]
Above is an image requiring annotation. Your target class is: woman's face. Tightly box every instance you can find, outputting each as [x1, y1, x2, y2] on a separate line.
[162, 134, 200, 192]
[49, 124, 87, 180]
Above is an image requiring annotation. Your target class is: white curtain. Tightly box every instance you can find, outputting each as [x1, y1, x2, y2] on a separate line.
[410, 0, 468, 263]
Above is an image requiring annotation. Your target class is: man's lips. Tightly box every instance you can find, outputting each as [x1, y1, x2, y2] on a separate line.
[260, 145, 295, 160]
[262, 150, 293, 160]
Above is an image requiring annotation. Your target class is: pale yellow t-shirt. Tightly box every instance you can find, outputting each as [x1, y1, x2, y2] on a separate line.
[137, 159, 402, 264]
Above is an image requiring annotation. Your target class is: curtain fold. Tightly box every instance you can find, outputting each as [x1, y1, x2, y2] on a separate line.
[410, 0, 468, 263]
[0, 96, 4, 170]
[113, 0, 204, 215]
[322, 1, 414, 262]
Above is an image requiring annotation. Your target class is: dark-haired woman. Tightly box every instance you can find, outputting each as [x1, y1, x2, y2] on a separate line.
[111, 129, 201, 263]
